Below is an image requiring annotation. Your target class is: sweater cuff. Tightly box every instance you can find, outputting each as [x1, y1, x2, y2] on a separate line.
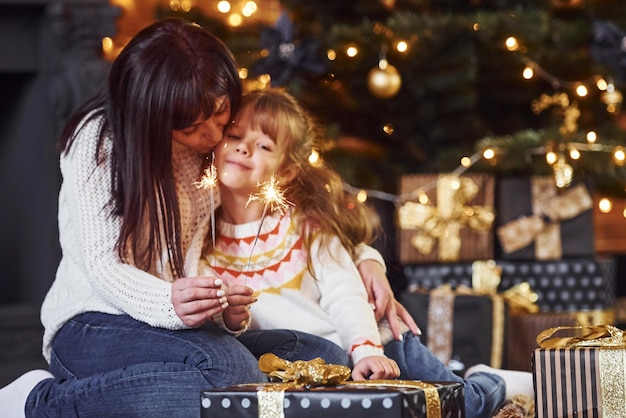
[350, 340, 386, 365]
[212, 312, 249, 337]
[354, 244, 387, 273]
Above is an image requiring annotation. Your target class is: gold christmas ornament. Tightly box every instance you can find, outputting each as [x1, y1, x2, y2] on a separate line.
[367, 62, 402, 99]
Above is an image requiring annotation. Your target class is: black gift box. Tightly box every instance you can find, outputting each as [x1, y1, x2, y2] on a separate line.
[201, 380, 464, 418]
[403, 257, 616, 312]
[495, 176, 594, 260]
[398, 290, 508, 374]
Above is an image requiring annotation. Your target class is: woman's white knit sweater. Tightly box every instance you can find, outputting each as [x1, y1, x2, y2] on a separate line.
[40, 114, 211, 362]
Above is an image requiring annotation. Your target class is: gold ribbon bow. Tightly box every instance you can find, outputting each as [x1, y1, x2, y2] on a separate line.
[258, 353, 351, 386]
[496, 177, 592, 259]
[537, 325, 626, 349]
[398, 174, 494, 262]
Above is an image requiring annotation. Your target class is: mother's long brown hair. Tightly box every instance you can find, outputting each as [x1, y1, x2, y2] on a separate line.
[58, 18, 242, 277]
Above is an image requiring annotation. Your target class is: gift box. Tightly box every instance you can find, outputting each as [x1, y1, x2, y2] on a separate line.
[532, 325, 626, 418]
[399, 287, 508, 374]
[495, 176, 594, 260]
[201, 380, 465, 418]
[403, 257, 616, 312]
[397, 173, 495, 264]
[507, 310, 614, 372]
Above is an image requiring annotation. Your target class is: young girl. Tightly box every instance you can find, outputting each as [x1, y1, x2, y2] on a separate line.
[204, 88, 534, 418]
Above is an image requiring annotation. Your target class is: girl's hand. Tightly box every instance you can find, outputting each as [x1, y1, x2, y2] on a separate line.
[357, 260, 421, 339]
[351, 355, 400, 381]
[222, 284, 257, 331]
[171, 277, 228, 327]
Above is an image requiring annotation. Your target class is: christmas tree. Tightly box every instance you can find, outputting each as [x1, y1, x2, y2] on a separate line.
[159, 0, 626, 198]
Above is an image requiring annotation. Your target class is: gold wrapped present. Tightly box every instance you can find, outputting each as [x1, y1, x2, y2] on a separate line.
[496, 176, 594, 260]
[397, 173, 495, 263]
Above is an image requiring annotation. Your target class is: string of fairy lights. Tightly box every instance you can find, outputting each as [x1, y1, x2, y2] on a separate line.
[102, 2, 626, 220]
[332, 33, 626, 221]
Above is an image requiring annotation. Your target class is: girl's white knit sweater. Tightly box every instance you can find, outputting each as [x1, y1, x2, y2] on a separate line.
[207, 209, 393, 365]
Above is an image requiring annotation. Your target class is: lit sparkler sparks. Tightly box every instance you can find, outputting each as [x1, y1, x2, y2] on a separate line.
[194, 154, 218, 253]
[244, 175, 294, 284]
[245, 174, 294, 215]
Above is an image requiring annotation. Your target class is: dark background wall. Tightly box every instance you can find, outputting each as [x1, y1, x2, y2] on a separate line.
[0, 0, 118, 305]
[0, 0, 119, 385]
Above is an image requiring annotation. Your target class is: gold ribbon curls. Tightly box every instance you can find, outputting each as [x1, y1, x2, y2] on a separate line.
[398, 174, 495, 262]
[496, 177, 593, 259]
[258, 353, 351, 386]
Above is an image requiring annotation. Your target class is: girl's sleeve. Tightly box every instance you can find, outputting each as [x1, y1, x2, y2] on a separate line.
[61, 118, 185, 329]
[311, 236, 386, 364]
[354, 243, 387, 273]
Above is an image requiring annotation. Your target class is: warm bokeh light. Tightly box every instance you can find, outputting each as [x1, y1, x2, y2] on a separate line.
[482, 148, 495, 159]
[545, 151, 558, 165]
[382, 123, 394, 135]
[522, 66, 534, 80]
[396, 40, 408, 53]
[217, 1, 231, 13]
[346, 45, 359, 58]
[596, 78, 608, 91]
[242, 1, 257, 17]
[461, 156, 472, 167]
[418, 191, 429, 205]
[586, 131, 597, 143]
[505, 36, 519, 51]
[356, 190, 368, 203]
[599, 198, 613, 213]
[575, 84, 588, 97]
[308, 149, 320, 165]
[615, 146, 626, 165]
[238, 68, 249, 79]
[568, 146, 580, 160]
[228, 13, 243, 26]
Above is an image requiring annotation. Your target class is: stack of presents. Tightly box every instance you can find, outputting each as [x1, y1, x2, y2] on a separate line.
[200, 173, 624, 417]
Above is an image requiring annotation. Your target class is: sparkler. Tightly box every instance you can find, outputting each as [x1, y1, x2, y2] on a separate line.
[194, 153, 218, 258]
[244, 174, 295, 283]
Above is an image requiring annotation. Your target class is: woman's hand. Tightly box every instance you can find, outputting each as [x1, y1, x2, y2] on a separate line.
[171, 277, 229, 327]
[357, 260, 421, 339]
[351, 355, 400, 381]
[222, 284, 257, 331]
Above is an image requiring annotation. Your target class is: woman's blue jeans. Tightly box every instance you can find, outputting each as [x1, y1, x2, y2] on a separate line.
[26, 312, 268, 417]
[385, 332, 506, 418]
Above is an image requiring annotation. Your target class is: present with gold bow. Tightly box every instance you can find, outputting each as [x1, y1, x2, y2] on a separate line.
[399, 260, 538, 374]
[201, 353, 464, 418]
[507, 309, 615, 372]
[397, 173, 495, 264]
[532, 325, 626, 418]
[496, 176, 594, 260]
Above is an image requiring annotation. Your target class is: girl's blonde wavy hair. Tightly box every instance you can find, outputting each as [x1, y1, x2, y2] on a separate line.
[238, 88, 378, 260]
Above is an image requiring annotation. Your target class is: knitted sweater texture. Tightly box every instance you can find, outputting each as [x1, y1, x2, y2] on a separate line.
[208, 209, 388, 365]
[40, 114, 211, 361]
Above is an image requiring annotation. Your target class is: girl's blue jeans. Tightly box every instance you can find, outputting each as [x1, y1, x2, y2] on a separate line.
[385, 332, 506, 418]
